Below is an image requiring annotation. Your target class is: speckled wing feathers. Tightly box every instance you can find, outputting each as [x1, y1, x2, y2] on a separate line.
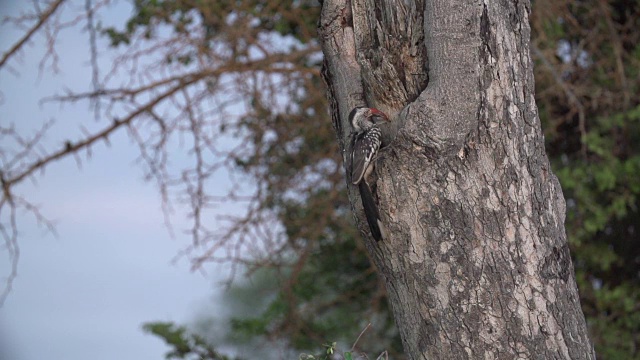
[350, 127, 382, 184]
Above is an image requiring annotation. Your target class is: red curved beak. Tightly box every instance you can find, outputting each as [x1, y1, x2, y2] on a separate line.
[369, 108, 389, 122]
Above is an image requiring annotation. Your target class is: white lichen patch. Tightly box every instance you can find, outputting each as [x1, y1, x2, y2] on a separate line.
[505, 220, 516, 243]
[485, 185, 502, 211]
[440, 240, 453, 254]
[545, 284, 556, 303]
[434, 262, 451, 308]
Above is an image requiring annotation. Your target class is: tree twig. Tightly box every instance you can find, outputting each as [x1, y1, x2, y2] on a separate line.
[0, 0, 66, 69]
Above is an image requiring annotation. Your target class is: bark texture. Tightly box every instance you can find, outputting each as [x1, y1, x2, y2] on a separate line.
[319, 0, 596, 359]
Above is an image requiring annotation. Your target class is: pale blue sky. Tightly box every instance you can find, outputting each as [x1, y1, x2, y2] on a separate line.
[0, 2, 227, 359]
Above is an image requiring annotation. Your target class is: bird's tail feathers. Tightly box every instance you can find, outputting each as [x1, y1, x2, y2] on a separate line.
[358, 181, 384, 241]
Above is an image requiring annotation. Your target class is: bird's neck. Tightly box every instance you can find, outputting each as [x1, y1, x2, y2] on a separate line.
[357, 120, 374, 131]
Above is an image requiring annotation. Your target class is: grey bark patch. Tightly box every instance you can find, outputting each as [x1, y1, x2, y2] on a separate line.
[540, 244, 572, 282]
[419, 320, 437, 351]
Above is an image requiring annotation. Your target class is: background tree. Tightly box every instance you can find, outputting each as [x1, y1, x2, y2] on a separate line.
[1, 0, 638, 358]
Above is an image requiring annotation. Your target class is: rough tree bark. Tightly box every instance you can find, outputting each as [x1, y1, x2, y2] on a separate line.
[319, 0, 595, 359]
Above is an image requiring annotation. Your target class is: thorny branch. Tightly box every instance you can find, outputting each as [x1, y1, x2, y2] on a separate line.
[0, 0, 66, 69]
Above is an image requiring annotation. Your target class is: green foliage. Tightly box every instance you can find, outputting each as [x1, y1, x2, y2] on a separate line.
[103, 0, 320, 48]
[103, 0, 198, 45]
[298, 342, 351, 360]
[143, 322, 239, 360]
[225, 235, 401, 355]
[144, 321, 387, 360]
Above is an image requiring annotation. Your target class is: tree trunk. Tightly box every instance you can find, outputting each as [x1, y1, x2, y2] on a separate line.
[319, 0, 595, 359]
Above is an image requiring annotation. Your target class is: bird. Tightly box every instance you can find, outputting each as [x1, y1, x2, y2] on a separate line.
[348, 107, 390, 241]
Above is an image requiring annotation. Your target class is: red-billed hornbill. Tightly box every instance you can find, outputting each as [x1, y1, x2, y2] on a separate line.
[348, 107, 390, 241]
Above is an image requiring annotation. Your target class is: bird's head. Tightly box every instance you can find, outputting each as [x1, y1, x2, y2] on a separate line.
[349, 107, 389, 131]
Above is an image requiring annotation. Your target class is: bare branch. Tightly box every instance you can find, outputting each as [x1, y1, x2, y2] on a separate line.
[0, 0, 66, 69]
[4, 74, 205, 188]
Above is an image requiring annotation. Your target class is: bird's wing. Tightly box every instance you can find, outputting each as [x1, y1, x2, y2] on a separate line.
[350, 131, 372, 185]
